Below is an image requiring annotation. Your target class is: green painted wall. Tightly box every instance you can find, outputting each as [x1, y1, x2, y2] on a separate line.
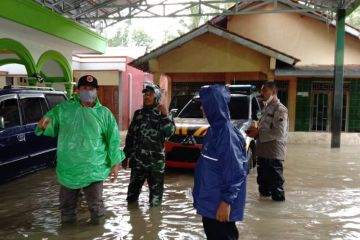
[0, 38, 74, 96]
[0, 0, 106, 53]
[295, 78, 360, 132]
[295, 78, 312, 131]
[349, 79, 360, 132]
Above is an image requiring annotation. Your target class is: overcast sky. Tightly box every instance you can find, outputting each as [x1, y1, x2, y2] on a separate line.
[102, 17, 183, 47]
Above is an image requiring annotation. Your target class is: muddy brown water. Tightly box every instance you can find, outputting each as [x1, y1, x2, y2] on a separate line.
[0, 144, 360, 240]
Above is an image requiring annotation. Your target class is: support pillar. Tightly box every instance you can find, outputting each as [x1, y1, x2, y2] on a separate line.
[64, 82, 75, 98]
[331, 8, 346, 148]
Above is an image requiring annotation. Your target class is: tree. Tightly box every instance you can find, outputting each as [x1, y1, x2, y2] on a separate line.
[131, 29, 154, 49]
[177, 2, 234, 35]
[107, 20, 131, 47]
[162, 29, 180, 44]
[177, 5, 209, 35]
[347, 6, 360, 28]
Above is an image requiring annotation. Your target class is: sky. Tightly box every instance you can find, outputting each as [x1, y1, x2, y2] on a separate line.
[102, 17, 184, 47]
[100, 2, 360, 50]
[99, 0, 223, 49]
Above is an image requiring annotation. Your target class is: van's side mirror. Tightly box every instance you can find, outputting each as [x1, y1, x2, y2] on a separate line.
[0, 116, 5, 129]
[170, 109, 179, 117]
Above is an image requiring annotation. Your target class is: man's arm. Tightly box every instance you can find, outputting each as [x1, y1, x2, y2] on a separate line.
[158, 104, 176, 139]
[123, 110, 139, 158]
[216, 127, 247, 221]
[105, 111, 125, 167]
[105, 111, 125, 182]
[35, 106, 60, 137]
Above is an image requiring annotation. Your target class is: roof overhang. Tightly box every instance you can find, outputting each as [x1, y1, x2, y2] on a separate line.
[0, 0, 107, 54]
[276, 65, 360, 77]
[130, 23, 299, 72]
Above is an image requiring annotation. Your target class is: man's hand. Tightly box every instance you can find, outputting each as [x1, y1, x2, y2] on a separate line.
[38, 117, 51, 130]
[122, 158, 128, 170]
[109, 164, 120, 183]
[245, 127, 259, 138]
[158, 104, 168, 116]
[216, 201, 231, 222]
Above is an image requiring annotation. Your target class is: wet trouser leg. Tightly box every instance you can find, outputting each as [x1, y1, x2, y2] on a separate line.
[202, 217, 239, 240]
[257, 158, 272, 196]
[147, 170, 164, 207]
[83, 181, 105, 224]
[127, 167, 147, 203]
[59, 185, 79, 223]
[270, 159, 285, 201]
[257, 157, 285, 201]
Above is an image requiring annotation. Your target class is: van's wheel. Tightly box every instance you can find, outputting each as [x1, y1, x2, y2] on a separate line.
[247, 148, 253, 174]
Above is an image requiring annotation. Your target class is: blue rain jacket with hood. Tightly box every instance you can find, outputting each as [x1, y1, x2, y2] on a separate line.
[193, 84, 247, 222]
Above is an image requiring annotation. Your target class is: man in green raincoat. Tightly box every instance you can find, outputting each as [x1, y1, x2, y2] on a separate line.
[36, 75, 125, 225]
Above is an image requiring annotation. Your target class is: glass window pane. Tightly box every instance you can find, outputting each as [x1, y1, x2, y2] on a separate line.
[0, 99, 20, 128]
[45, 94, 66, 109]
[21, 98, 48, 124]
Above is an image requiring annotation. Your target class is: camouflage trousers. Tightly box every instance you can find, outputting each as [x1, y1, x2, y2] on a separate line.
[126, 166, 164, 207]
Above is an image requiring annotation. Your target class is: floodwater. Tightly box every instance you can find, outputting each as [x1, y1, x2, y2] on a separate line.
[1, 144, 360, 240]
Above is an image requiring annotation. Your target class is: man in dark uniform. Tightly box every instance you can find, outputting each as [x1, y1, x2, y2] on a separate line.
[122, 83, 175, 207]
[246, 81, 288, 201]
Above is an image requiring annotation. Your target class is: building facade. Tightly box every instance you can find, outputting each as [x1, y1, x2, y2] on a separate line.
[131, 2, 360, 132]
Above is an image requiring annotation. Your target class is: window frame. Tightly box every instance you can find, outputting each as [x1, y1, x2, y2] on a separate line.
[45, 93, 66, 110]
[0, 94, 22, 129]
[18, 94, 49, 125]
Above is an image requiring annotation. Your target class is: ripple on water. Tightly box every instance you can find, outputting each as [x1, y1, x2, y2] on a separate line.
[1, 144, 360, 239]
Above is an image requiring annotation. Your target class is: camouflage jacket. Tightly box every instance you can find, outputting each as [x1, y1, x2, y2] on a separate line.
[124, 107, 175, 171]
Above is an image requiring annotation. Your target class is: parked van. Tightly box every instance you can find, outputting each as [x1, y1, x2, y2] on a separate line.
[0, 86, 67, 184]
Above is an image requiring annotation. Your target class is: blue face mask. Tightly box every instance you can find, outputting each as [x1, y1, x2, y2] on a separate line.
[80, 89, 97, 104]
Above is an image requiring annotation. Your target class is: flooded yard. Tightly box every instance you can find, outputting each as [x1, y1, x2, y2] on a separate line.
[0, 144, 360, 239]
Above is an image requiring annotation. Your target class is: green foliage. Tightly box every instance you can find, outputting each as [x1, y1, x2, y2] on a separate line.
[107, 20, 130, 47]
[347, 6, 360, 28]
[177, 2, 233, 35]
[131, 29, 154, 49]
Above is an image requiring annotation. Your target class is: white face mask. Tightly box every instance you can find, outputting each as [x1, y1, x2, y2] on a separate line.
[80, 89, 97, 104]
[263, 94, 274, 106]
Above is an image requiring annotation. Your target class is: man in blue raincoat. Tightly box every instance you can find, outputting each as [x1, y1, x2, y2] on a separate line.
[193, 84, 247, 240]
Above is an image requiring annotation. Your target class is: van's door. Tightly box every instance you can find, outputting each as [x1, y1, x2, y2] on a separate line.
[0, 94, 28, 182]
[19, 93, 54, 168]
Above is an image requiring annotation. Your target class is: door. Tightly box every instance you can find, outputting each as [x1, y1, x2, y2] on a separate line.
[310, 92, 330, 131]
[0, 95, 28, 182]
[97, 86, 119, 124]
[19, 94, 53, 168]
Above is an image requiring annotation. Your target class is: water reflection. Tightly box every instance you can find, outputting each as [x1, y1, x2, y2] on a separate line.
[1, 144, 360, 239]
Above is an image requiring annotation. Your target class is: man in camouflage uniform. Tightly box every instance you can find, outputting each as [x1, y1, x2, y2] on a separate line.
[123, 83, 175, 207]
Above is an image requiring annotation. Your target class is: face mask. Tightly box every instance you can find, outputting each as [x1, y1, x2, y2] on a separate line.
[263, 94, 274, 106]
[80, 89, 97, 104]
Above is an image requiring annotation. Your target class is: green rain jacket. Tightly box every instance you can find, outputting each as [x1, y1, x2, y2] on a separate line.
[35, 96, 125, 189]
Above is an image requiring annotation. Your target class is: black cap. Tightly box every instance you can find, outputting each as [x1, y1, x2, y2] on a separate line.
[77, 75, 99, 89]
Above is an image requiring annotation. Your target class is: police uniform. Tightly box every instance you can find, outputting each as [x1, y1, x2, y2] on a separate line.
[256, 98, 288, 201]
[124, 105, 175, 207]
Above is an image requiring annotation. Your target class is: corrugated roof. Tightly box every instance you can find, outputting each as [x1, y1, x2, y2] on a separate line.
[32, 0, 360, 30]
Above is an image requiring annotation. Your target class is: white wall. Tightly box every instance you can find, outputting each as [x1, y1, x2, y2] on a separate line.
[0, 64, 27, 75]
[42, 60, 64, 77]
[0, 75, 5, 88]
